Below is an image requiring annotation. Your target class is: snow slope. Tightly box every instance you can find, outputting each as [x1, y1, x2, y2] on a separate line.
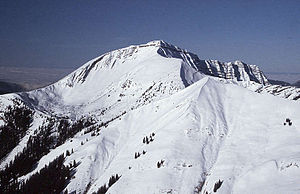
[84, 78, 300, 194]
[15, 40, 278, 119]
[256, 84, 300, 101]
[17, 41, 204, 120]
[0, 40, 299, 194]
[11, 39, 298, 123]
[16, 77, 300, 194]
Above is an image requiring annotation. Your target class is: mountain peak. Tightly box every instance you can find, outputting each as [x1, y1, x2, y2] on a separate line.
[1, 40, 300, 194]
[145, 40, 186, 52]
[57, 40, 270, 90]
[145, 39, 166, 45]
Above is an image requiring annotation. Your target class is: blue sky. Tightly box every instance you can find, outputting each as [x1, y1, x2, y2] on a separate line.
[0, 0, 299, 73]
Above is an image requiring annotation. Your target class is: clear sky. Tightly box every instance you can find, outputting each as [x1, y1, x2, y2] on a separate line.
[0, 0, 299, 73]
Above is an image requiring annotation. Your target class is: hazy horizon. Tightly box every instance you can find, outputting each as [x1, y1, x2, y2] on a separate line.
[1, 0, 299, 75]
[0, 65, 299, 91]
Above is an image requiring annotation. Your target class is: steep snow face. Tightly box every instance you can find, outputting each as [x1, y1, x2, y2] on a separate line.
[155, 43, 268, 85]
[16, 40, 274, 119]
[18, 40, 204, 120]
[18, 78, 300, 194]
[0, 93, 17, 126]
[77, 78, 300, 194]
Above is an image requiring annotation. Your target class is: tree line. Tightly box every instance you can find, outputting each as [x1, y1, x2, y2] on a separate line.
[0, 101, 33, 160]
[0, 112, 94, 193]
[1, 153, 72, 193]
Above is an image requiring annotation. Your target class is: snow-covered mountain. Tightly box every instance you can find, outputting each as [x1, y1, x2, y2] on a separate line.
[0, 40, 299, 194]
[256, 84, 300, 101]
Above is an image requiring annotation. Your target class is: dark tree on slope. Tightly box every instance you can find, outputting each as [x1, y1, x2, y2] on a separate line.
[0, 120, 55, 192]
[96, 184, 108, 194]
[0, 103, 33, 159]
[57, 118, 94, 146]
[95, 174, 121, 194]
[213, 180, 223, 192]
[20, 154, 71, 194]
[57, 119, 71, 145]
[0, 107, 93, 193]
[1, 154, 72, 194]
[108, 174, 120, 187]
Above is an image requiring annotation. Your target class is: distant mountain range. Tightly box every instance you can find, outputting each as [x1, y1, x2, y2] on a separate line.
[293, 80, 300, 88]
[269, 79, 300, 88]
[0, 66, 75, 94]
[265, 71, 300, 87]
[0, 81, 26, 95]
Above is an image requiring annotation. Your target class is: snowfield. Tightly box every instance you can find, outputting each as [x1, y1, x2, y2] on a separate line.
[0, 40, 299, 194]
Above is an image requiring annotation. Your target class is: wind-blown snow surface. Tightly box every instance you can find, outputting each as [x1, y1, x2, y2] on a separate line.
[0, 40, 300, 193]
[17, 41, 205, 120]
[17, 77, 300, 194]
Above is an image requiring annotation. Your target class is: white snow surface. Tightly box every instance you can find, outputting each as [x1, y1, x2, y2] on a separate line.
[256, 84, 300, 101]
[0, 40, 300, 194]
[18, 77, 300, 194]
[18, 40, 205, 119]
